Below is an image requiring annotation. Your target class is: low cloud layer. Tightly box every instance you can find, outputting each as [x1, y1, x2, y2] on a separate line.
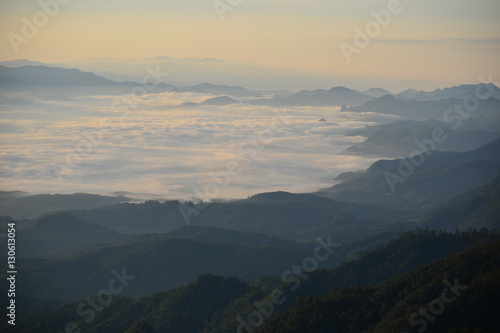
[0, 91, 396, 200]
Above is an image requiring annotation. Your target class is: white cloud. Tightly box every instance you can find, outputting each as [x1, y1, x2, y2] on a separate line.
[0, 91, 380, 200]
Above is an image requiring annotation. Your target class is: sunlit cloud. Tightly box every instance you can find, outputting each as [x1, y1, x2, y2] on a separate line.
[0, 91, 380, 199]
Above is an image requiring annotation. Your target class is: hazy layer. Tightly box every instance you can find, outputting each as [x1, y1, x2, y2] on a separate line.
[0, 91, 397, 200]
[1, 1, 499, 91]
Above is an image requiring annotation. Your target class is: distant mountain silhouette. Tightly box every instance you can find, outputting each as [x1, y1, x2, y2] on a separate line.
[181, 82, 249, 94]
[318, 139, 500, 209]
[345, 93, 500, 120]
[342, 119, 500, 158]
[0, 65, 117, 86]
[200, 95, 240, 105]
[396, 83, 500, 101]
[249, 86, 374, 107]
[0, 65, 178, 95]
[1, 56, 354, 92]
[361, 87, 393, 97]
[0, 59, 52, 68]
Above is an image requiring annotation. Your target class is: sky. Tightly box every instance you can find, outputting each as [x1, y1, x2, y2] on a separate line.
[1, 0, 499, 198]
[1, 0, 499, 90]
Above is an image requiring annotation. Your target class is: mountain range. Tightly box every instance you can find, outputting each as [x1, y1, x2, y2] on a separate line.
[420, 175, 500, 231]
[0, 57, 393, 91]
[344, 93, 500, 120]
[342, 119, 500, 158]
[3, 230, 497, 333]
[1, 58, 500, 332]
[396, 83, 500, 101]
[0, 191, 130, 220]
[2, 64, 499, 111]
[318, 139, 500, 210]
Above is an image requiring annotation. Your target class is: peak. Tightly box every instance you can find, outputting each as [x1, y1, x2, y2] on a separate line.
[329, 86, 354, 92]
[377, 94, 396, 100]
[248, 191, 295, 200]
[201, 95, 239, 105]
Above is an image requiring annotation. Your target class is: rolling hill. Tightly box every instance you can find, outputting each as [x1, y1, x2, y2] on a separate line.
[395, 83, 500, 101]
[6, 230, 496, 333]
[254, 237, 500, 333]
[163, 225, 303, 248]
[342, 119, 500, 158]
[318, 139, 500, 209]
[11, 212, 126, 258]
[344, 93, 500, 121]
[68, 198, 406, 241]
[249, 86, 374, 107]
[15, 237, 337, 300]
[420, 176, 500, 231]
[0, 192, 131, 220]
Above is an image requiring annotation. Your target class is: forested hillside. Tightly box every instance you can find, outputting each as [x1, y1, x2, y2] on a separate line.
[4, 230, 496, 333]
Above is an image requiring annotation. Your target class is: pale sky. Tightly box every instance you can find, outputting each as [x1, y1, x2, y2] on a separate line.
[1, 0, 499, 90]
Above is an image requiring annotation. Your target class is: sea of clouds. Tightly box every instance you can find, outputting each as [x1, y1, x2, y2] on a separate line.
[0, 91, 399, 200]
